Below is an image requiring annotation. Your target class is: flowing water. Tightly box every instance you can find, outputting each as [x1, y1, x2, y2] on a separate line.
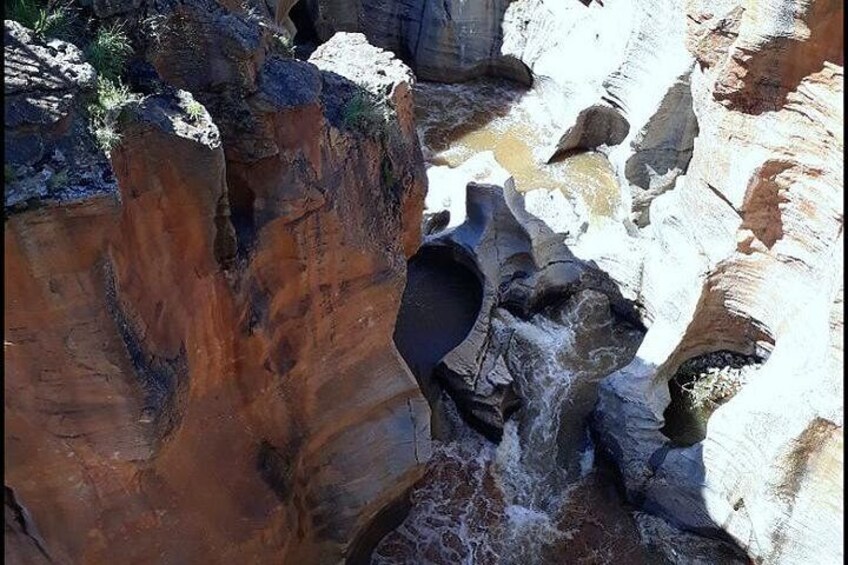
[414, 79, 623, 223]
[372, 80, 646, 563]
[375, 292, 644, 564]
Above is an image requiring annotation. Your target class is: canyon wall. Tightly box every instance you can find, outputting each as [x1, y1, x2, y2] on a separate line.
[355, 0, 843, 561]
[4, 14, 430, 564]
[296, 0, 700, 231]
[291, 0, 531, 84]
[560, 0, 843, 562]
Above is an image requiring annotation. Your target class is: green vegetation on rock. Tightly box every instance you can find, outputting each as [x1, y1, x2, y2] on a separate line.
[271, 33, 295, 58]
[84, 23, 132, 81]
[6, 0, 75, 40]
[185, 100, 205, 123]
[342, 91, 390, 136]
[87, 77, 137, 153]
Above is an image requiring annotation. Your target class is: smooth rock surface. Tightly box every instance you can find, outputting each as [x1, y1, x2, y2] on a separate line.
[414, 179, 641, 439]
[587, 1, 844, 562]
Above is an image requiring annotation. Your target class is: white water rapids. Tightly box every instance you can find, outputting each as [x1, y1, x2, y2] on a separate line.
[374, 290, 642, 564]
[373, 79, 644, 564]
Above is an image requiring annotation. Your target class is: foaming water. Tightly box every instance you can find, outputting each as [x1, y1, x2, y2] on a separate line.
[373, 401, 504, 565]
[373, 292, 643, 563]
[414, 80, 622, 222]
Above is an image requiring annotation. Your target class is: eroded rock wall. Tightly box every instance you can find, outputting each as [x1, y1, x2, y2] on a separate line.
[588, 0, 843, 562]
[296, 0, 531, 84]
[4, 19, 430, 565]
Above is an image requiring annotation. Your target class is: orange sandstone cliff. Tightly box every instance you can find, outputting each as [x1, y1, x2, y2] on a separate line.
[4, 16, 429, 564]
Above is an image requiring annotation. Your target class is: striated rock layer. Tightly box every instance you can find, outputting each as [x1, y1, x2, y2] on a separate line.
[5, 21, 430, 565]
[586, 0, 844, 562]
[294, 0, 531, 84]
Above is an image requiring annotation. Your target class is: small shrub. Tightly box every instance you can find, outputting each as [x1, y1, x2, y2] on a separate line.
[8, 0, 74, 40]
[85, 23, 132, 81]
[271, 33, 295, 58]
[681, 368, 744, 409]
[184, 100, 205, 122]
[342, 92, 390, 135]
[87, 77, 137, 153]
[93, 124, 122, 152]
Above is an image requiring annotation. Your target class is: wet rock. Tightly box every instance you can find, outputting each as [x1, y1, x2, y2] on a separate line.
[4, 21, 115, 209]
[422, 209, 449, 235]
[552, 104, 631, 155]
[417, 179, 640, 439]
[633, 511, 750, 564]
[500, 0, 696, 177]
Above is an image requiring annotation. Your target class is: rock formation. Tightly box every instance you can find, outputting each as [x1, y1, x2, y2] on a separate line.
[4, 16, 430, 564]
[4, 22, 115, 209]
[584, 1, 844, 562]
[396, 178, 642, 440]
[357, 0, 843, 561]
[292, 0, 531, 84]
[4, 0, 843, 562]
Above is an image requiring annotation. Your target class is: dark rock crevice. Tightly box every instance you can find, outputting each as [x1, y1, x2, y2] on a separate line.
[4, 486, 52, 563]
[103, 260, 190, 447]
[661, 350, 766, 447]
[393, 245, 485, 439]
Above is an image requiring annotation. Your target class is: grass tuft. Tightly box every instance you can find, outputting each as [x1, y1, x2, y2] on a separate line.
[184, 100, 205, 122]
[342, 92, 390, 136]
[87, 77, 137, 153]
[7, 0, 75, 40]
[271, 33, 295, 58]
[84, 23, 132, 81]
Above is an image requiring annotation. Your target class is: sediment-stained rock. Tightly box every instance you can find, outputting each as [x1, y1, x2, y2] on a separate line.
[5, 22, 430, 565]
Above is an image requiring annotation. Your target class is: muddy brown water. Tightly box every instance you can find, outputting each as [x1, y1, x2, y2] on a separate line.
[375, 80, 648, 564]
[414, 80, 622, 223]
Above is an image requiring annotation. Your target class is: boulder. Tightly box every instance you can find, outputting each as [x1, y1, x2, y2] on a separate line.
[4, 21, 114, 209]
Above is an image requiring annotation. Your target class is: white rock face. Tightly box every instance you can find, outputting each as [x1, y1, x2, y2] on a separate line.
[308, 2, 843, 562]
[589, 1, 844, 562]
[304, 0, 701, 224]
[501, 0, 698, 223]
[424, 151, 511, 230]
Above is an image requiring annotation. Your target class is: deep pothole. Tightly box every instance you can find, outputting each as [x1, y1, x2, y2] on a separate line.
[392, 245, 484, 437]
[661, 350, 766, 447]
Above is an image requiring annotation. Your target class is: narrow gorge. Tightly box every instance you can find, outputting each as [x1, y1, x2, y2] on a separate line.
[4, 0, 843, 564]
